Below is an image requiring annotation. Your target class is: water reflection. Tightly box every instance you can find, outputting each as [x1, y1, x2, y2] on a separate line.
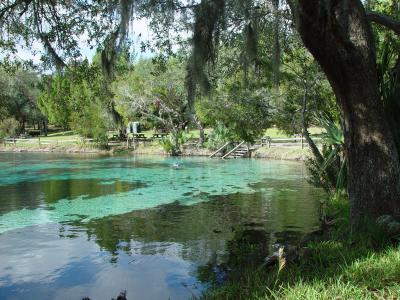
[0, 179, 146, 215]
[0, 154, 325, 300]
[196, 227, 271, 286]
[62, 184, 321, 265]
[0, 224, 202, 300]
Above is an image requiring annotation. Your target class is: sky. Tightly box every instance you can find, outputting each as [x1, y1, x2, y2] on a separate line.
[9, 17, 155, 66]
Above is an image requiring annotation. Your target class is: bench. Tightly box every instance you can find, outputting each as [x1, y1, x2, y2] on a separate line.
[28, 130, 41, 137]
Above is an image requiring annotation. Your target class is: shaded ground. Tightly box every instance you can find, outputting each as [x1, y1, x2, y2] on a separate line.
[200, 200, 400, 300]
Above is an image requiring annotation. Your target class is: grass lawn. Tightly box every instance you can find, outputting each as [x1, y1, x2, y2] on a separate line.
[46, 130, 79, 139]
[41, 131, 81, 144]
[40, 126, 324, 141]
[1, 131, 90, 148]
[3, 127, 324, 149]
[116, 127, 324, 139]
[202, 243, 400, 300]
[263, 127, 324, 139]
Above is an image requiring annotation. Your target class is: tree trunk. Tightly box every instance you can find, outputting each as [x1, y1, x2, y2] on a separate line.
[42, 119, 48, 136]
[293, 0, 400, 225]
[20, 119, 25, 134]
[191, 114, 205, 146]
[301, 90, 322, 163]
[170, 127, 182, 156]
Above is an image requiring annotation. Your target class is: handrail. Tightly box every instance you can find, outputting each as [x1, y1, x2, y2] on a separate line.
[269, 137, 322, 142]
[3, 138, 93, 143]
[222, 141, 245, 159]
[209, 141, 231, 158]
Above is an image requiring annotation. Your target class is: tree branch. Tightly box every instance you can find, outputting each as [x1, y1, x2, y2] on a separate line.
[368, 12, 400, 35]
[0, 0, 24, 20]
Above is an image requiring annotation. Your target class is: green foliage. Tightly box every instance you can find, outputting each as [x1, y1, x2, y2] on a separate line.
[0, 1, 135, 71]
[112, 59, 154, 124]
[38, 60, 110, 141]
[274, 42, 338, 135]
[376, 34, 400, 154]
[70, 103, 109, 147]
[196, 60, 272, 143]
[160, 131, 191, 156]
[0, 118, 19, 138]
[113, 58, 189, 137]
[196, 91, 271, 143]
[205, 122, 233, 150]
[38, 75, 71, 128]
[159, 138, 175, 155]
[0, 67, 44, 130]
[306, 113, 346, 194]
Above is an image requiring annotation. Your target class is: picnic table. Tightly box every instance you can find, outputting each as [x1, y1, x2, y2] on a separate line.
[28, 130, 41, 137]
[133, 133, 146, 139]
[152, 133, 168, 139]
[109, 133, 126, 142]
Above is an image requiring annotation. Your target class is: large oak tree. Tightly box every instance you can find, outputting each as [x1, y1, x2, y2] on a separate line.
[287, 0, 400, 225]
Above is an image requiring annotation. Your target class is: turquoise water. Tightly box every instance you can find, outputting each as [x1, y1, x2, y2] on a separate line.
[0, 153, 325, 300]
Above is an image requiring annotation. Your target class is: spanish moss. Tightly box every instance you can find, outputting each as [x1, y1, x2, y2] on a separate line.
[186, 0, 225, 108]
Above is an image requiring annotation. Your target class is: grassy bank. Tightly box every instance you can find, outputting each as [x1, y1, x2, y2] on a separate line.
[253, 147, 311, 160]
[0, 136, 312, 161]
[200, 199, 400, 300]
[0, 127, 320, 160]
[0, 143, 311, 161]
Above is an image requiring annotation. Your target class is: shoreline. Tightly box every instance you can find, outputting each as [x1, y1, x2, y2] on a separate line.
[0, 144, 312, 161]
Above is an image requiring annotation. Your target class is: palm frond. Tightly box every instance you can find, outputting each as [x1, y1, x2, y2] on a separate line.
[315, 112, 344, 146]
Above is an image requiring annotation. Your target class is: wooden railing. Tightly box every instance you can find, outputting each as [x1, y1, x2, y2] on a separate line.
[261, 136, 322, 148]
[222, 141, 245, 159]
[209, 141, 231, 158]
[2, 137, 94, 146]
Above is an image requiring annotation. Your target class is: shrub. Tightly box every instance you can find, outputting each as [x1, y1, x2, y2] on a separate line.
[0, 118, 19, 138]
[70, 103, 110, 148]
[205, 122, 233, 150]
[160, 130, 191, 155]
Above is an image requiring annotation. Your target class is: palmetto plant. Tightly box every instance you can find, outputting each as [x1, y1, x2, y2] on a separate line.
[306, 113, 346, 195]
[317, 113, 347, 192]
[205, 121, 232, 151]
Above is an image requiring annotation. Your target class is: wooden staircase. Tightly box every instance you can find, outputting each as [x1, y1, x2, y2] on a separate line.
[210, 141, 254, 159]
[229, 145, 250, 158]
[222, 142, 251, 159]
[209, 141, 231, 158]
